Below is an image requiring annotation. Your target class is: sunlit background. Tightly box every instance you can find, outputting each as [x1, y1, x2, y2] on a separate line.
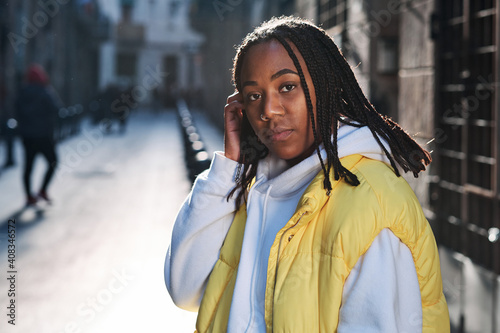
[0, 0, 499, 332]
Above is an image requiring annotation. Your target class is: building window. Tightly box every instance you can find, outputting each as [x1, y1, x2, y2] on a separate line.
[377, 38, 398, 74]
[436, 0, 499, 274]
[319, 0, 348, 30]
[170, 0, 181, 18]
[163, 55, 177, 86]
[116, 53, 137, 77]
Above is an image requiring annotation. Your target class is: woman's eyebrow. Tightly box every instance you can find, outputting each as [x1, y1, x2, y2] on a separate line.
[242, 80, 257, 88]
[271, 68, 299, 81]
[241, 68, 299, 89]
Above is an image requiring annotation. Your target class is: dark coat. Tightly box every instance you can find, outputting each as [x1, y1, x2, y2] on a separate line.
[16, 84, 60, 139]
[16, 65, 62, 139]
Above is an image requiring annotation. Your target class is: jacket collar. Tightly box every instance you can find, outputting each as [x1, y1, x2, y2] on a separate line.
[293, 154, 365, 226]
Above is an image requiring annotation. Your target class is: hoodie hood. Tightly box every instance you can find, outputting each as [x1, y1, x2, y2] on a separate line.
[253, 123, 391, 197]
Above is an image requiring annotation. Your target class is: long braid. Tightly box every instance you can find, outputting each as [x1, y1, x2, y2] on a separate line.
[288, 26, 359, 185]
[320, 32, 431, 175]
[286, 29, 350, 188]
[303, 33, 336, 184]
[272, 34, 334, 192]
[228, 16, 431, 209]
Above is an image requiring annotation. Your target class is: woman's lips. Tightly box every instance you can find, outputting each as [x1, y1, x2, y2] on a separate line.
[268, 129, 293, 142]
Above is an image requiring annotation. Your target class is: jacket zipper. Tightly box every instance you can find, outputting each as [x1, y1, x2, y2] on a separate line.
[269, 212, 306, 330]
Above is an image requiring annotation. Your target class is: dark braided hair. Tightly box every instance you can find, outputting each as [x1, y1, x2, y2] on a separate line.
[228, 16, 431, 208]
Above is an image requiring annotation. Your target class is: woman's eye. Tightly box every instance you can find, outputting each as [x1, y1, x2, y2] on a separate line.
[248, 93, 261, 101]
[280, 84, 296, 92]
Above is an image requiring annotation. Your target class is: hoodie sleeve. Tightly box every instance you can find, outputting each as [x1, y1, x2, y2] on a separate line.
[337, 228, 422, 333]
[165, 152, 240, 311]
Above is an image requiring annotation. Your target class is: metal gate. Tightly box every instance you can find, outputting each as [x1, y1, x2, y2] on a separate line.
[435, 0, 500, 274]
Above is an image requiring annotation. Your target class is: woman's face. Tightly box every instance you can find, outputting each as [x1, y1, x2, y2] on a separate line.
[240, 39, 317, 166]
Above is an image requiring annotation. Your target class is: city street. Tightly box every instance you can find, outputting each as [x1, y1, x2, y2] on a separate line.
[0, 109, 223, 333]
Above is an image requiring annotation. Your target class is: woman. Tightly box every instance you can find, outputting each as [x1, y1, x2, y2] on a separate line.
[165, 16, 449, 332]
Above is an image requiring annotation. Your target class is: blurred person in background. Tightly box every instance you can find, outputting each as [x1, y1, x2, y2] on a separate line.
[1, 77, 16, 169]
[114, 84, 132, 134]
[16, 64, 61, 206]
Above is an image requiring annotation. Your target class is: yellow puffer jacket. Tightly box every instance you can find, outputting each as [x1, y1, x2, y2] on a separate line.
[195, 154, 450, 332]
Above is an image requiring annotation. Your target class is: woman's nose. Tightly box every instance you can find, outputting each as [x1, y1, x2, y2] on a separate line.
[260, 94, 284, 121]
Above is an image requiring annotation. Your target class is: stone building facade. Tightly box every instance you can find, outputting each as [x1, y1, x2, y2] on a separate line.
[98, 0, 203, 107]
[0, 0, 109, 121]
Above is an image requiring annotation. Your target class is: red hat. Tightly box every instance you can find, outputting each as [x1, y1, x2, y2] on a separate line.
[26, 64, 49, 86]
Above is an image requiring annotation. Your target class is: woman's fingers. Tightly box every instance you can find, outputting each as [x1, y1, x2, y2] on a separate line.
[224, 92, 244, 162]
[227, 91, 243, 103]
[224, 92, 244, 129]
[225, 93, 244, 119]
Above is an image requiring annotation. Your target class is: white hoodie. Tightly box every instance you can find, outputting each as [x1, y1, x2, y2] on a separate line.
[165, 124, 423, 333]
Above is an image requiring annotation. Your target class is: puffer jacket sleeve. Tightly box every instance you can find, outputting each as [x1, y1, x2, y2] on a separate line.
[165, 152, 239, 311]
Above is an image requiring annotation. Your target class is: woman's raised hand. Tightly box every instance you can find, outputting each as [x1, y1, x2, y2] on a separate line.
[224, 91, 244, 162]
